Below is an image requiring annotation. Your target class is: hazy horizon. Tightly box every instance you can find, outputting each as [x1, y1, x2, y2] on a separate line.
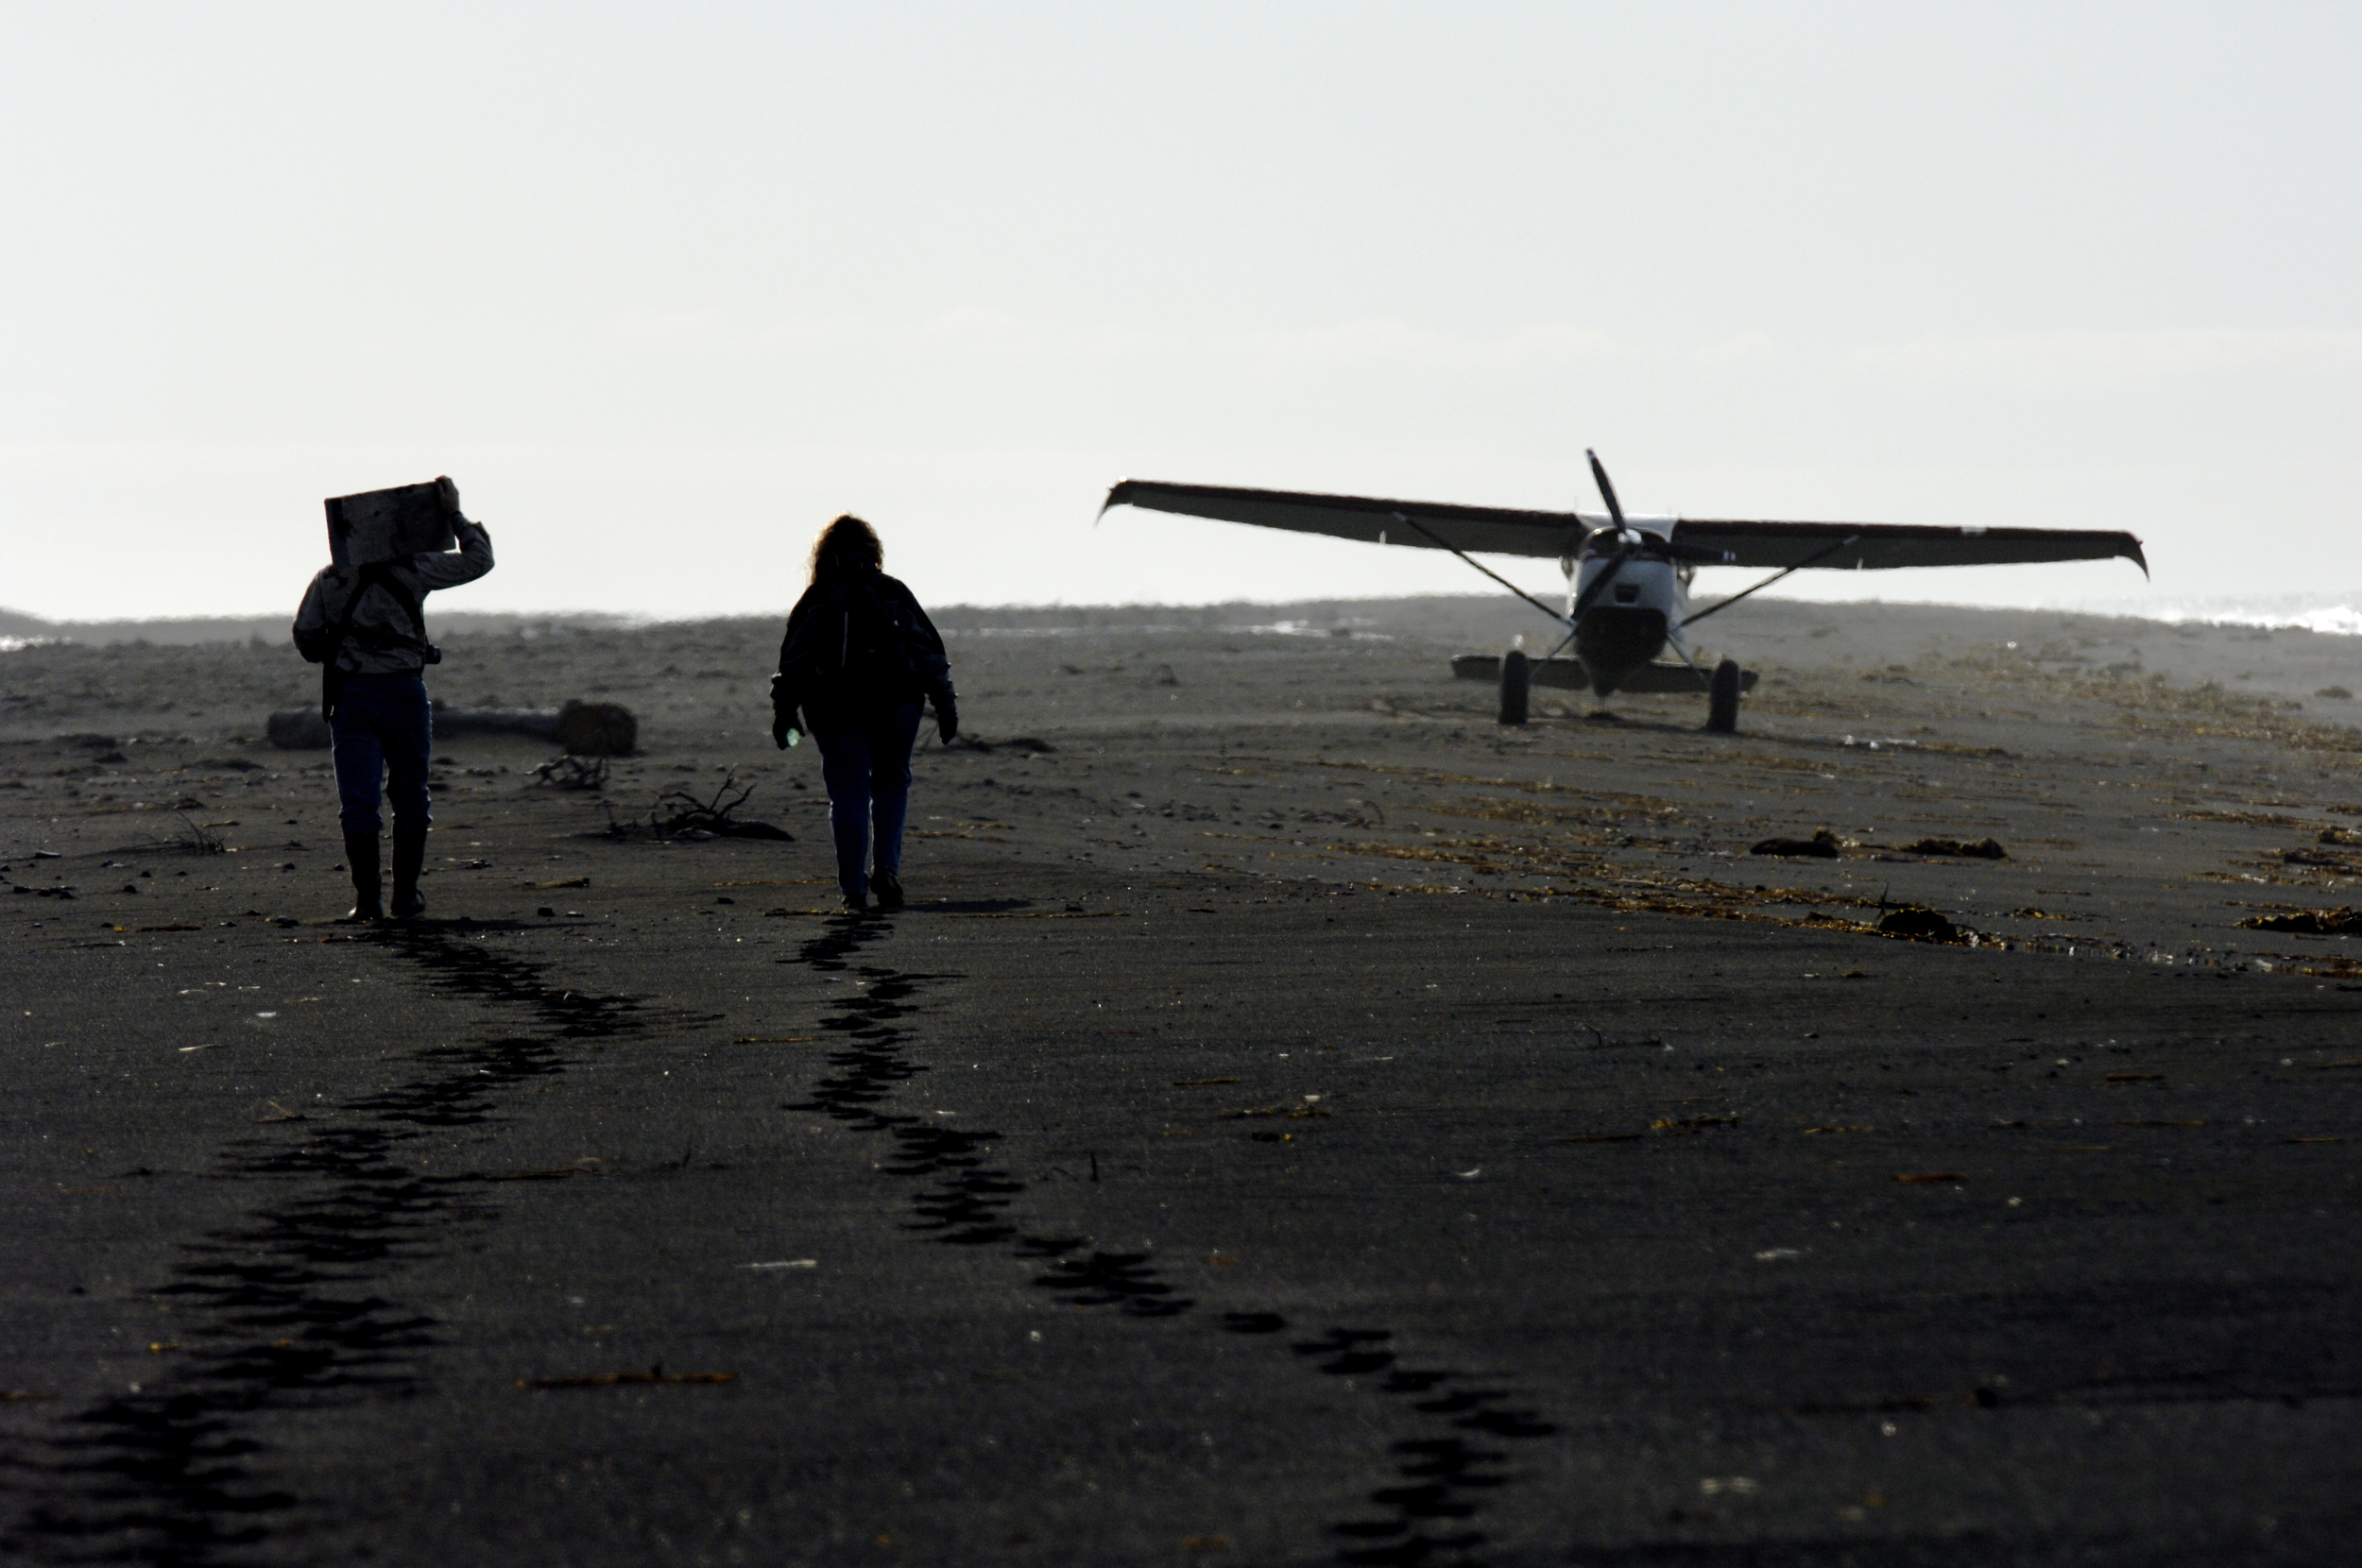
[9, 585, 2362, 648]
[7, 3, 2358, 623]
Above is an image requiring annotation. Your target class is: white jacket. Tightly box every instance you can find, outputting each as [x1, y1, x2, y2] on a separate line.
[293, 520, 494, 675]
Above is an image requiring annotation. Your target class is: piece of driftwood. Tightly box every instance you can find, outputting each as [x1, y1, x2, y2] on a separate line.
[266, 709, 334, 749]
[556, 701, 636, 756]
[650, 771, 792, 841]
[1877, 905, 1961, 942]
[532, 756, 610, 791]
[1899, 836, 2007, 860]
[431, 705, 562, 741]
[2239, 907, 2362, 935]
[1751, 828, 1841, 859]
[266, 699, 637, 755]
[945, 733, 1056, 754]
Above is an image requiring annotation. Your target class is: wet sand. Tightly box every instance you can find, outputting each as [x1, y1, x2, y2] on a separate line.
[3, 596, 2358, 1564]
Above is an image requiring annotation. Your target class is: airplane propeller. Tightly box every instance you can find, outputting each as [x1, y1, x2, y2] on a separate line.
[1567, 449, 1633, 619]
[1586, 448, 1626, 530]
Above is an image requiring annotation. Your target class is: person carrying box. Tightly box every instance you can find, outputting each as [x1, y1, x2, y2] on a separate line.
[292, 475, 494, 921]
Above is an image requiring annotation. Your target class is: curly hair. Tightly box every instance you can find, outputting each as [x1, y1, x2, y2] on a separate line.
[808, 514, 883, 583]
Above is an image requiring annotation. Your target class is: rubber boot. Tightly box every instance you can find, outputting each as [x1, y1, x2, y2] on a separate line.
[342, 832, 383, 923]
[390, 820, 428, 920]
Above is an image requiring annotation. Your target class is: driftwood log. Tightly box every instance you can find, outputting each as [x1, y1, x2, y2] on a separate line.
[266, 699, 637, 756]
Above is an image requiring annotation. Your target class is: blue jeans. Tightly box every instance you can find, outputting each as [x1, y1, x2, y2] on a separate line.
[811, 702, 922, 899]
[331, 673, 432, 837]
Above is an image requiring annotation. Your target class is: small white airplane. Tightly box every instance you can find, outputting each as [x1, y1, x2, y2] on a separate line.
[1101, 452, 2148, 730]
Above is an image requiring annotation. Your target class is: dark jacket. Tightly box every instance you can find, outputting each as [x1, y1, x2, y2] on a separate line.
[773, 569, 953, 729]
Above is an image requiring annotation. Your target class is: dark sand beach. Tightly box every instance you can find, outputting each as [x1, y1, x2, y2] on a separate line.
[4, 596, 2358, 1563]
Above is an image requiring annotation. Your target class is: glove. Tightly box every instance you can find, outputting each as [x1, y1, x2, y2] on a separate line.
[934, 691, 958, 744]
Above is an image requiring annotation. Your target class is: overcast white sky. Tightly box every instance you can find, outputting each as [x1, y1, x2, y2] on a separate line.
[5, 2, 2359, 622]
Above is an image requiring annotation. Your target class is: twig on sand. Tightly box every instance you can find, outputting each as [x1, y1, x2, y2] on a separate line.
[651, 773, 757, 837]
[158, 811, 226, 855]
[532, 755, 609, 792]
[644, 773, 794, 841]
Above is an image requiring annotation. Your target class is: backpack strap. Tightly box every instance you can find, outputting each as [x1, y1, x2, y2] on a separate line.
[318, 563, 425, 721]
[370, 567, 430, 650]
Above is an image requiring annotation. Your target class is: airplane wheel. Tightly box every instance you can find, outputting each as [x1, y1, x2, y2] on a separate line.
[1706, 658, 1741, 733]
[1498, 650, 1531, 726]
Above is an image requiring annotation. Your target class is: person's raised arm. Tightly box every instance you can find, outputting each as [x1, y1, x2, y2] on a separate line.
[411, 476, 494, 591]
[413, 519, 492, 591]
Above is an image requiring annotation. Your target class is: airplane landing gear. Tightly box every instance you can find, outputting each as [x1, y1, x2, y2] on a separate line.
[1706, 657, 1742, 733]
[1498, 649, 1530, 726]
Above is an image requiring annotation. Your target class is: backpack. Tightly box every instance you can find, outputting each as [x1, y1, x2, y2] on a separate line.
[296, 563, 438, 720]
[798, 573, 923, 710]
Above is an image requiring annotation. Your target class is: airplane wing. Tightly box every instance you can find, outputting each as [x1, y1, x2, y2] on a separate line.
[1104, 479, 2148, 575]
[1102, 480, 1589, 560]
[1670, 520, 2148, 575]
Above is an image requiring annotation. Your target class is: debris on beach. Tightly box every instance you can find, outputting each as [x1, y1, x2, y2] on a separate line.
[265, 709, 332, 749]
[265, 699, 637, 755]
[1751, 829, 1840, 859]
[532, 755, 609, 791]
[2239, 907, 2362, 935]
[1652, 1114, 1741, 1133]
[947, 733, 1057, 755]
[1899, 836, 2007, 860]
[555, 701, 637, 757]
[1876, 905, 1960, 943]
[1223, 1099, 1329, 1121]
[650, 773, 792, 841]
[2282, 845, 2362, 870]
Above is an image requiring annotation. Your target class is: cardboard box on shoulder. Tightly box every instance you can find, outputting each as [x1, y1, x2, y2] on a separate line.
[327, 481, 455, 568]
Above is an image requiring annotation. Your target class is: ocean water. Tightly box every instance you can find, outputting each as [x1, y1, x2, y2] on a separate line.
[2060, 592, 2362, 638]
